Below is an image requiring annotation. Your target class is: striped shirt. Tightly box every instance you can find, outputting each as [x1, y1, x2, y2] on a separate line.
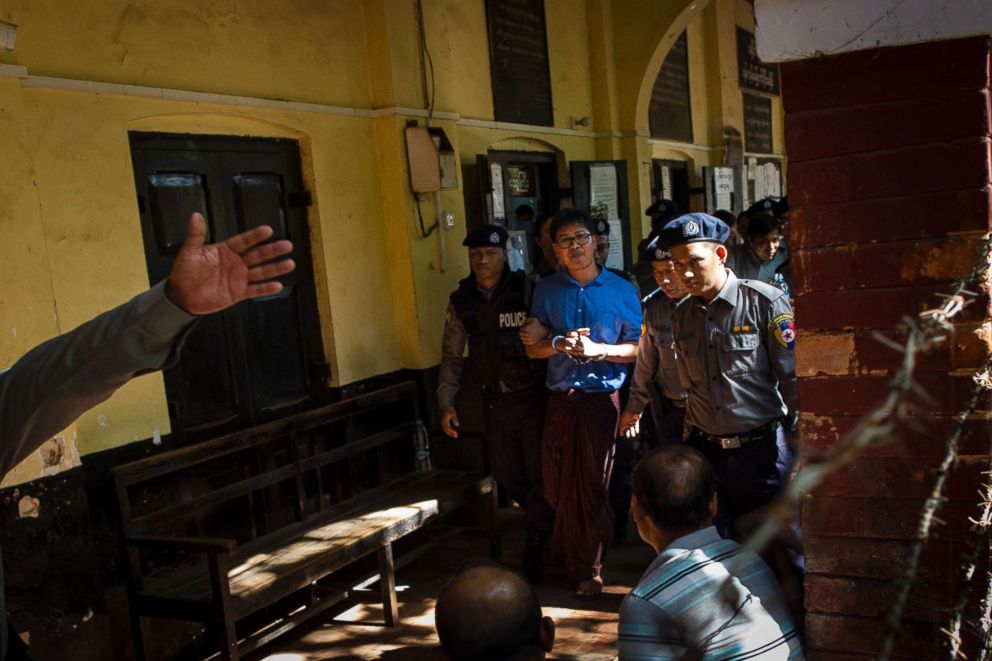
[618, 526, 803, 660]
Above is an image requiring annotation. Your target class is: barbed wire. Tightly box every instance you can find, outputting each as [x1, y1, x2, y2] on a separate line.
[880, 236, 992, 661]
[731, 234, 992, 659]
[977, 549, 992, 661]
[945, 459, 992, 660]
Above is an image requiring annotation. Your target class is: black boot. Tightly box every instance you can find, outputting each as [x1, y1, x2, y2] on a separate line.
[521, 532, 546, 584]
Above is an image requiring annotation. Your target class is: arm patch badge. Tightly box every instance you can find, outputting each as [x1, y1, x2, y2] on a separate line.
[770, 312, 796, 349]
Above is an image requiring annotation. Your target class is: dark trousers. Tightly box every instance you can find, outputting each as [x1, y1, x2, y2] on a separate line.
[542, 389, 619, 582]
[687, 423, 792, 539]
[651, 396, 687, 446]
[609, 399, 685, 540]
[483, 389, 554, 537]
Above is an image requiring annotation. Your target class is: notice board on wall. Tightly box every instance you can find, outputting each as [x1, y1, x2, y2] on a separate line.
[486, 0, 553, 127]
[736, 27, 779, 95]
[649, 31, 693, 142]
[743, 92, 774, 154]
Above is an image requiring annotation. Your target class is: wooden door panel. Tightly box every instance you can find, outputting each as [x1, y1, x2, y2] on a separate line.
[241, 289, 309, 412]
[147, 173, 209, 256]
[130, 132, 326, 443]
[232, 173, 287, 239]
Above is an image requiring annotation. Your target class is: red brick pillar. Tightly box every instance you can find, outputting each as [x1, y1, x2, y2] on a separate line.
[783, 37, 992, 658]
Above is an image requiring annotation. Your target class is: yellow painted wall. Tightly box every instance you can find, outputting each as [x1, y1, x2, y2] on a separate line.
[644, 0, 787, 209]
[1, 0, 373, 108]
[0, 0, 782, 486]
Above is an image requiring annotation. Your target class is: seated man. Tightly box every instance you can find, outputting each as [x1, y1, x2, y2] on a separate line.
[435, 563, 555, 661]
[618, 445, 803, 660]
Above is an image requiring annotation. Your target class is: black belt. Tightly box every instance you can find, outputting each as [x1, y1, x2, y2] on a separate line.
[688, 419, 780, 450]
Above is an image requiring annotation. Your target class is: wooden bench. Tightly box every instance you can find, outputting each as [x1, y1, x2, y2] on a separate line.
[113, 382, 497, 660]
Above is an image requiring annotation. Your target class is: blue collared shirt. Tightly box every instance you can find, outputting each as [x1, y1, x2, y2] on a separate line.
[531, 267, 642, 392]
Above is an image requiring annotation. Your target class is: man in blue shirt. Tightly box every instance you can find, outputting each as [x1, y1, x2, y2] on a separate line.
[523, 208, 641, 598]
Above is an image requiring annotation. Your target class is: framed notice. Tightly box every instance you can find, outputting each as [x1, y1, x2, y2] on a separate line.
[486, 0, 553, 126]
[737, 27, 779, 95]
[743, 92, 773, 154]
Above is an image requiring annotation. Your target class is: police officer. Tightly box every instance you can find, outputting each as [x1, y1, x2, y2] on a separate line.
[655, 213, 798, 540]
[437, 224, 553, 581]
[593, 218, 635, 284]
[727, 212, 792, 294]
[633, 199, 680, 297]
[618, 241, 690, 446]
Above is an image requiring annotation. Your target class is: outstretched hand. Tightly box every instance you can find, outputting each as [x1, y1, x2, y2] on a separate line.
[166, 212, 296, 315]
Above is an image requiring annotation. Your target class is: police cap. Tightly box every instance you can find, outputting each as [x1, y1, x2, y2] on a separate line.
[743, 196, 789, 219]
[593, 218, 611, 236]
[641, 233, 673, 262]
[645, 199, 679, 220]
[463, 224, 508, 248]
[657, 213, 731, 250]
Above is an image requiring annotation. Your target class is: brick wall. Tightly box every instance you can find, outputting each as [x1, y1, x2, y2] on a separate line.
[782, 36, 992, 658]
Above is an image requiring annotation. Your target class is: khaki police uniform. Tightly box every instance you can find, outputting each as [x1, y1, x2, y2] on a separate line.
[657, 212, 798, 539]
[673, 268, 797, 536]
[628, 293, 689, 443]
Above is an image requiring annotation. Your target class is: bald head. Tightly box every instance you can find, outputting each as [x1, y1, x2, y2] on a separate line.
[435, 564, 547, 661]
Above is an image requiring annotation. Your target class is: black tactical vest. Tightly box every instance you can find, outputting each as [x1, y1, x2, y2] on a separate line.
[449, 268, 543, 393]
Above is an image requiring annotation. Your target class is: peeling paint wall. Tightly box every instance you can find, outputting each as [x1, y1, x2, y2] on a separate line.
[784, 37, 992, 657]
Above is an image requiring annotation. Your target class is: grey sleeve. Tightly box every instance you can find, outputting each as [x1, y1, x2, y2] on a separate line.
[437, 304, 467, 411]
[766, 294, 798, 432]
[627, 325, 659, 415]
[0, 280, 197, 476]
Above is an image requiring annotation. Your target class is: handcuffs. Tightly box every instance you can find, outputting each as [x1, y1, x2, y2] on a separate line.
[551, 335, 607, 364]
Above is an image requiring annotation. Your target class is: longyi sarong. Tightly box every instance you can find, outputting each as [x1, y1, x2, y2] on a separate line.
[542, 389, 619, 582]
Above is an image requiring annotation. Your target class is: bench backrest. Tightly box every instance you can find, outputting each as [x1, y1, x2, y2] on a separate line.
[114, 382, 421, 546]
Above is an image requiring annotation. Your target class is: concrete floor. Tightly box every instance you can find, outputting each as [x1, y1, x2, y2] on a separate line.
[249, 508, 655, 661]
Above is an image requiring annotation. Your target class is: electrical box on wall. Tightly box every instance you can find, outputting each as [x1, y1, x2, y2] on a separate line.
[0, 21, 16, 51]
[429, 128, 458, 191]
[404, 125, 458, 193]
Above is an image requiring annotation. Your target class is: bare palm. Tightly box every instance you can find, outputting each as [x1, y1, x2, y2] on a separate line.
[166, 213, 296, 315]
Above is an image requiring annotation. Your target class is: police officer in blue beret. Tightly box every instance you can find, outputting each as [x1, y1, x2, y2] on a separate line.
[592, 218, 635, 285]
[658, 213, 798, 544]
[633, 200, 681, 298]
[437, 224, 552, 582]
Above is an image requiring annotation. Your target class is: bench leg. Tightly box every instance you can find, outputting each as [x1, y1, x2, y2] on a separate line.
[207, 554, 239, 661]
[488, 483, 502, 561]
[128, 610, 146, 661]
[123, 548, 148, 661]
[378, 543, 399, 627]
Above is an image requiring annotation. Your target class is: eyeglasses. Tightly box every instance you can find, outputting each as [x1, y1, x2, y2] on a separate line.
[554, 232, 593, 249]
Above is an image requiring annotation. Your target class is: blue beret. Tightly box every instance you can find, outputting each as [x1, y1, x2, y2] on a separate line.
[645, 199, 680, 219]
[641, 233, 672, 262]
[744, 196, 789, 219]
[463, 224, 508, 248]
[657, 213, 731, 250]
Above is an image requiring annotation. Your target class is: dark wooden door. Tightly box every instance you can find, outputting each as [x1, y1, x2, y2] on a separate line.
[129, 132, 328, 442]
